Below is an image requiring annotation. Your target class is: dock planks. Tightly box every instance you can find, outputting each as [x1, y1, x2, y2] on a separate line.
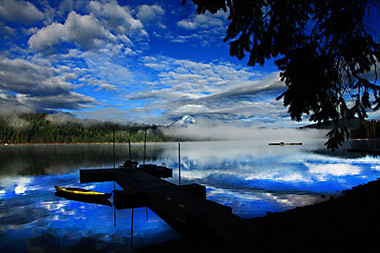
[80, 168, 262, 245]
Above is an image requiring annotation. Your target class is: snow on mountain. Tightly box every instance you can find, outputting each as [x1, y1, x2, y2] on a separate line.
[172, 115, 196, 127]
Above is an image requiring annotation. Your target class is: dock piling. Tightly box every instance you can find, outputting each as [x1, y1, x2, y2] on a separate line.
[178, 143, 181, 186]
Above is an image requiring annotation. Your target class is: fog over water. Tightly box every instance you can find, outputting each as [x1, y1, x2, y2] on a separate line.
[162, 123, 327, 141]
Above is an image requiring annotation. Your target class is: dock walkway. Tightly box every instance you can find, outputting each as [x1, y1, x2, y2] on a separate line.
[80, 168, 262, 246]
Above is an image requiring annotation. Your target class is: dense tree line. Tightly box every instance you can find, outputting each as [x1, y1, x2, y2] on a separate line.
[0, 113, 172, 144]
[351, 120, 380, 139]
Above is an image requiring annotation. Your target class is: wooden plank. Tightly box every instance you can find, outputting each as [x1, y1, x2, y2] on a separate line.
[179, 184, 206, 199]
[79, 168, 262, 244]
[146, 185, 233, 235]
[116, 170, 175, 190]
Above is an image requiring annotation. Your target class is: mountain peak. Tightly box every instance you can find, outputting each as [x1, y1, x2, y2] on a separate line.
[173, 115, 196, 127]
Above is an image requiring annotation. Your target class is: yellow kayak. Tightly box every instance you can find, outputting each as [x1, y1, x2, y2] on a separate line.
[55, 185, 112, 200]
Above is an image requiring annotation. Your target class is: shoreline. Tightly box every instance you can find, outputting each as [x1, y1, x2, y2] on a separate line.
[0, 141, 176, 146]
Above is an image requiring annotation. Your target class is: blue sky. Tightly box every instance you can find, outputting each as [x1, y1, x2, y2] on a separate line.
[0, 0, 313, 128]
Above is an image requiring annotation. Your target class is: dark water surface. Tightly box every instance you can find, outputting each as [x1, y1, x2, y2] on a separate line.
[1, 140, 379, 251]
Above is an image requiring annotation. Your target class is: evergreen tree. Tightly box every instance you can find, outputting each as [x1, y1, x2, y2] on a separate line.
[0, 113, 171, 144]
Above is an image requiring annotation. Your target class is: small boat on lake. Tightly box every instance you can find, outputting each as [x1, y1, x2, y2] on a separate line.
[55, 185, 112, 200]
[268, 142, 303, 146]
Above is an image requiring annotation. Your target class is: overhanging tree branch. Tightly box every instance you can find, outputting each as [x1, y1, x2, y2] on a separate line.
[183, 0, 380, 150]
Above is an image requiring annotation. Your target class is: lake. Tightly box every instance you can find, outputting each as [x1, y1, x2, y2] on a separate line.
[1, 140, 380, 251]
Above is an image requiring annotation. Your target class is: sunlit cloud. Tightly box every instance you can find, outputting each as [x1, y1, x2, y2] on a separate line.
[177, 11, 225, 30]
[28, 1, 146, 54]
[177, 8, 229, 44]
[29, 11, 115, 52]
[307, 163, 362, 177]
[137, 4, 165, 23]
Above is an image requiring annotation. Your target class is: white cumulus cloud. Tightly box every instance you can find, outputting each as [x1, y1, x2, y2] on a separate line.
[28, 1, 147, 54]
[137, 4, 165, 22]
[177, 9, 227, 30]
[89, 0, 144, 35]
[28, 11, 116, 52]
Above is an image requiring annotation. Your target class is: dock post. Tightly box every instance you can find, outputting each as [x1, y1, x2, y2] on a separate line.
[129, 138, 132, 161]
[130, 208, 134, 249]
[113, 126, 115, 169]
[114, 205, 116, 227]
[143, 128, 147, 165]
[178, 142, 181, 186]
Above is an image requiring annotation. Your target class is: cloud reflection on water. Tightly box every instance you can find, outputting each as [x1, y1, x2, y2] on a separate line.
[0, 173, 181, 251]
[1, 141, 380, 250]
[158, 141, 380, 217]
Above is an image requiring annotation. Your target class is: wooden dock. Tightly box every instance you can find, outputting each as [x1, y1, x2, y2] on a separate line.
[80, 168, 262, 246]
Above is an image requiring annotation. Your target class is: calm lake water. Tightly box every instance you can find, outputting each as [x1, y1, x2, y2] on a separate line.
[1, 140, 380, 251]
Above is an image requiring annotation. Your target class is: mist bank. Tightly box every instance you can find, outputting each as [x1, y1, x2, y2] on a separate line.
[161, 124, 329, 143]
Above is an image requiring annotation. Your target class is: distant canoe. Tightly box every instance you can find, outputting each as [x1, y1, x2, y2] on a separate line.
[55, 185, 112, 200]
[268, 142, 303, 146]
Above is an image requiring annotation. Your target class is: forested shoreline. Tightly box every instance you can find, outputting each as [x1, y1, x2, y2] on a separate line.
[0, 113, 174, 144]
[350, 120, 380, 139]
